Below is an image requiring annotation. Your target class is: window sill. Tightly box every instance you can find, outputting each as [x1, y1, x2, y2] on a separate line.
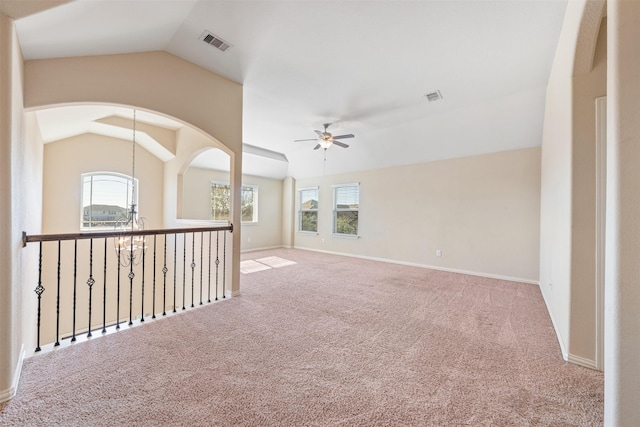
[297, 231, 319, 235]
[332, 233, 359, 240]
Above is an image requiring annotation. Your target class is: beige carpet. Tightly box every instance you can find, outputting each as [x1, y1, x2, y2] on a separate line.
[0, 248, 603, 426]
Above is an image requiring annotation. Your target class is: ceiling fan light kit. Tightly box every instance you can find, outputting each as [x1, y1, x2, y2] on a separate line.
[294, 123, 355, 151]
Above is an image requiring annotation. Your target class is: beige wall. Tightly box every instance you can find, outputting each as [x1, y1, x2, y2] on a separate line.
[281, 177, 296, 248]
[183, 166, 284, 251]
[295, 148, 541, 282]
[0, 12, 22, 402]
[539, 0, 606, 368]
[23, 52, 242, 154]
[0, 14, 44, 402]
[570, 16, 607, 364]
[42, 133, 164, 233]
[182, 167, 230, 220]
[19, 112, 44, 368]
[605, 0, 640, 422]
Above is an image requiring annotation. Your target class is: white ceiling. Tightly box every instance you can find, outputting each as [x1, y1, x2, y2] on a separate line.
[14, 0, 568, 179]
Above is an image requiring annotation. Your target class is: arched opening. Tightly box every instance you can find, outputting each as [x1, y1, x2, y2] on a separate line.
[180, 148, 232, 221]
[20, 103, 236, 350]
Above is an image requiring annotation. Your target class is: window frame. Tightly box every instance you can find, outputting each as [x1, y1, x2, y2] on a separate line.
[240, 184, 259, 224]
[298, 187, 319, 234]
[80, 171, 137, 231]
[332, 183, 360, 238]
[210, 181, 259, 224]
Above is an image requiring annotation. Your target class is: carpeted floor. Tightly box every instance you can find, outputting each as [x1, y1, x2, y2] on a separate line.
[0, 248, 603, 426]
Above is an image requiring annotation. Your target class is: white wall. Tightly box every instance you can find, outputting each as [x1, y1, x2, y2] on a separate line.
[295, 147, 541, 283]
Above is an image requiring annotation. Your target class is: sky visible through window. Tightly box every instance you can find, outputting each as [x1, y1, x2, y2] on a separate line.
[335, 185, 359, 208]
[82, 175, 133, 209]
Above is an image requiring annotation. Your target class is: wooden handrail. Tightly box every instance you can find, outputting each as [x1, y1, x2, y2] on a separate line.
[22, 224, 233, 246]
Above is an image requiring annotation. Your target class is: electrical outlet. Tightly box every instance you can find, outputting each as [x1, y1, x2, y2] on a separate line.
[436, 249, 442, 257]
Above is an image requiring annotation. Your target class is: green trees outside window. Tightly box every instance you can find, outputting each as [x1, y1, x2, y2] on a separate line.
[333, 184, 359, 236]
[211, 183, 258, 223]
[299, 188, 318, 232]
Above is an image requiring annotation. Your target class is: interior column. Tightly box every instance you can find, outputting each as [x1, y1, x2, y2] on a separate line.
[604, 0, 640, 424]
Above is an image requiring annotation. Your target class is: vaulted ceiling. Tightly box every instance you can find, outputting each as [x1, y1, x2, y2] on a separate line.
[10, 0, 567, 179]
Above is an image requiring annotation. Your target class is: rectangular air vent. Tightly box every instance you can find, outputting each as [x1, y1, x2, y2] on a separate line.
[424, 90, 443, 102]
[200, 31, 233, 52]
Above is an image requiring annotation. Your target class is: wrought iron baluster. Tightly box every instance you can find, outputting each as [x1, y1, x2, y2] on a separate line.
[55, 240, 61, 346]
[191, 232, 195, 308]
[200, 232, 204, 305]
[141, 240, 146, 323]
[215, 231, 220, 301]
[163, 235, 167, 316]
[182, 233, 186, 310]
[207, 231, 212, 303]
[128, 238, 135, 326]
[152, 235, 157, 319]
[102, 238, 107, 334]
[173, 233, 177, 313]
[116, 245, 121, 330]
[72, 239, 78, 342]
[34, 242, 44, 352]
[87, 239, 95, 338]
[223, 231, 227, 298]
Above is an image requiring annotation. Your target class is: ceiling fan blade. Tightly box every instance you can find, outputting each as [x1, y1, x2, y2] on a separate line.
[313, 144, 321, 150]
[314, 130, 324, 137]
[333, 141, 349, 148]
[332, 134, 355, 140]
[294, 138, 319, 142]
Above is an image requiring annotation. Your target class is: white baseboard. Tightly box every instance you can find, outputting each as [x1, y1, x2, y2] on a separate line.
[241, 245, 284, 254]
[293, 246, 539, 285]
[0, 344, 25, 403]
[225, 289, 241, 298]
[538, 289, 569, 362]
[567, 353, 598, 370]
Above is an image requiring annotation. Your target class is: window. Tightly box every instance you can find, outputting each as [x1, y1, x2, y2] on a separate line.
[333, 183, 359, 236]
[211, 182, 258, 223]
[241, 185, 258, 223]
[81, 172, 136, 230]
[298, 187, 319, 233]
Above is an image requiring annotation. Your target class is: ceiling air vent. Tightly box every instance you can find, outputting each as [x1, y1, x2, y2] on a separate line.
[424, 90, 443, 102]
[200, 31, 233, 53]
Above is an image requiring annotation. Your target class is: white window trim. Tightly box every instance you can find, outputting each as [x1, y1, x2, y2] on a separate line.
[332, 182, 360, 238]
[80, 171, 137, 232]
[241, 184, 259, 225]
[297, 186, 319, 234]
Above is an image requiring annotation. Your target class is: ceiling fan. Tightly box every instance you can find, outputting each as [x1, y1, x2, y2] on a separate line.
[294, 123, 354, 150]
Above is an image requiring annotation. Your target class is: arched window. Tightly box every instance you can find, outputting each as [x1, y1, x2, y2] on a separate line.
[81, 172, 137, 230]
